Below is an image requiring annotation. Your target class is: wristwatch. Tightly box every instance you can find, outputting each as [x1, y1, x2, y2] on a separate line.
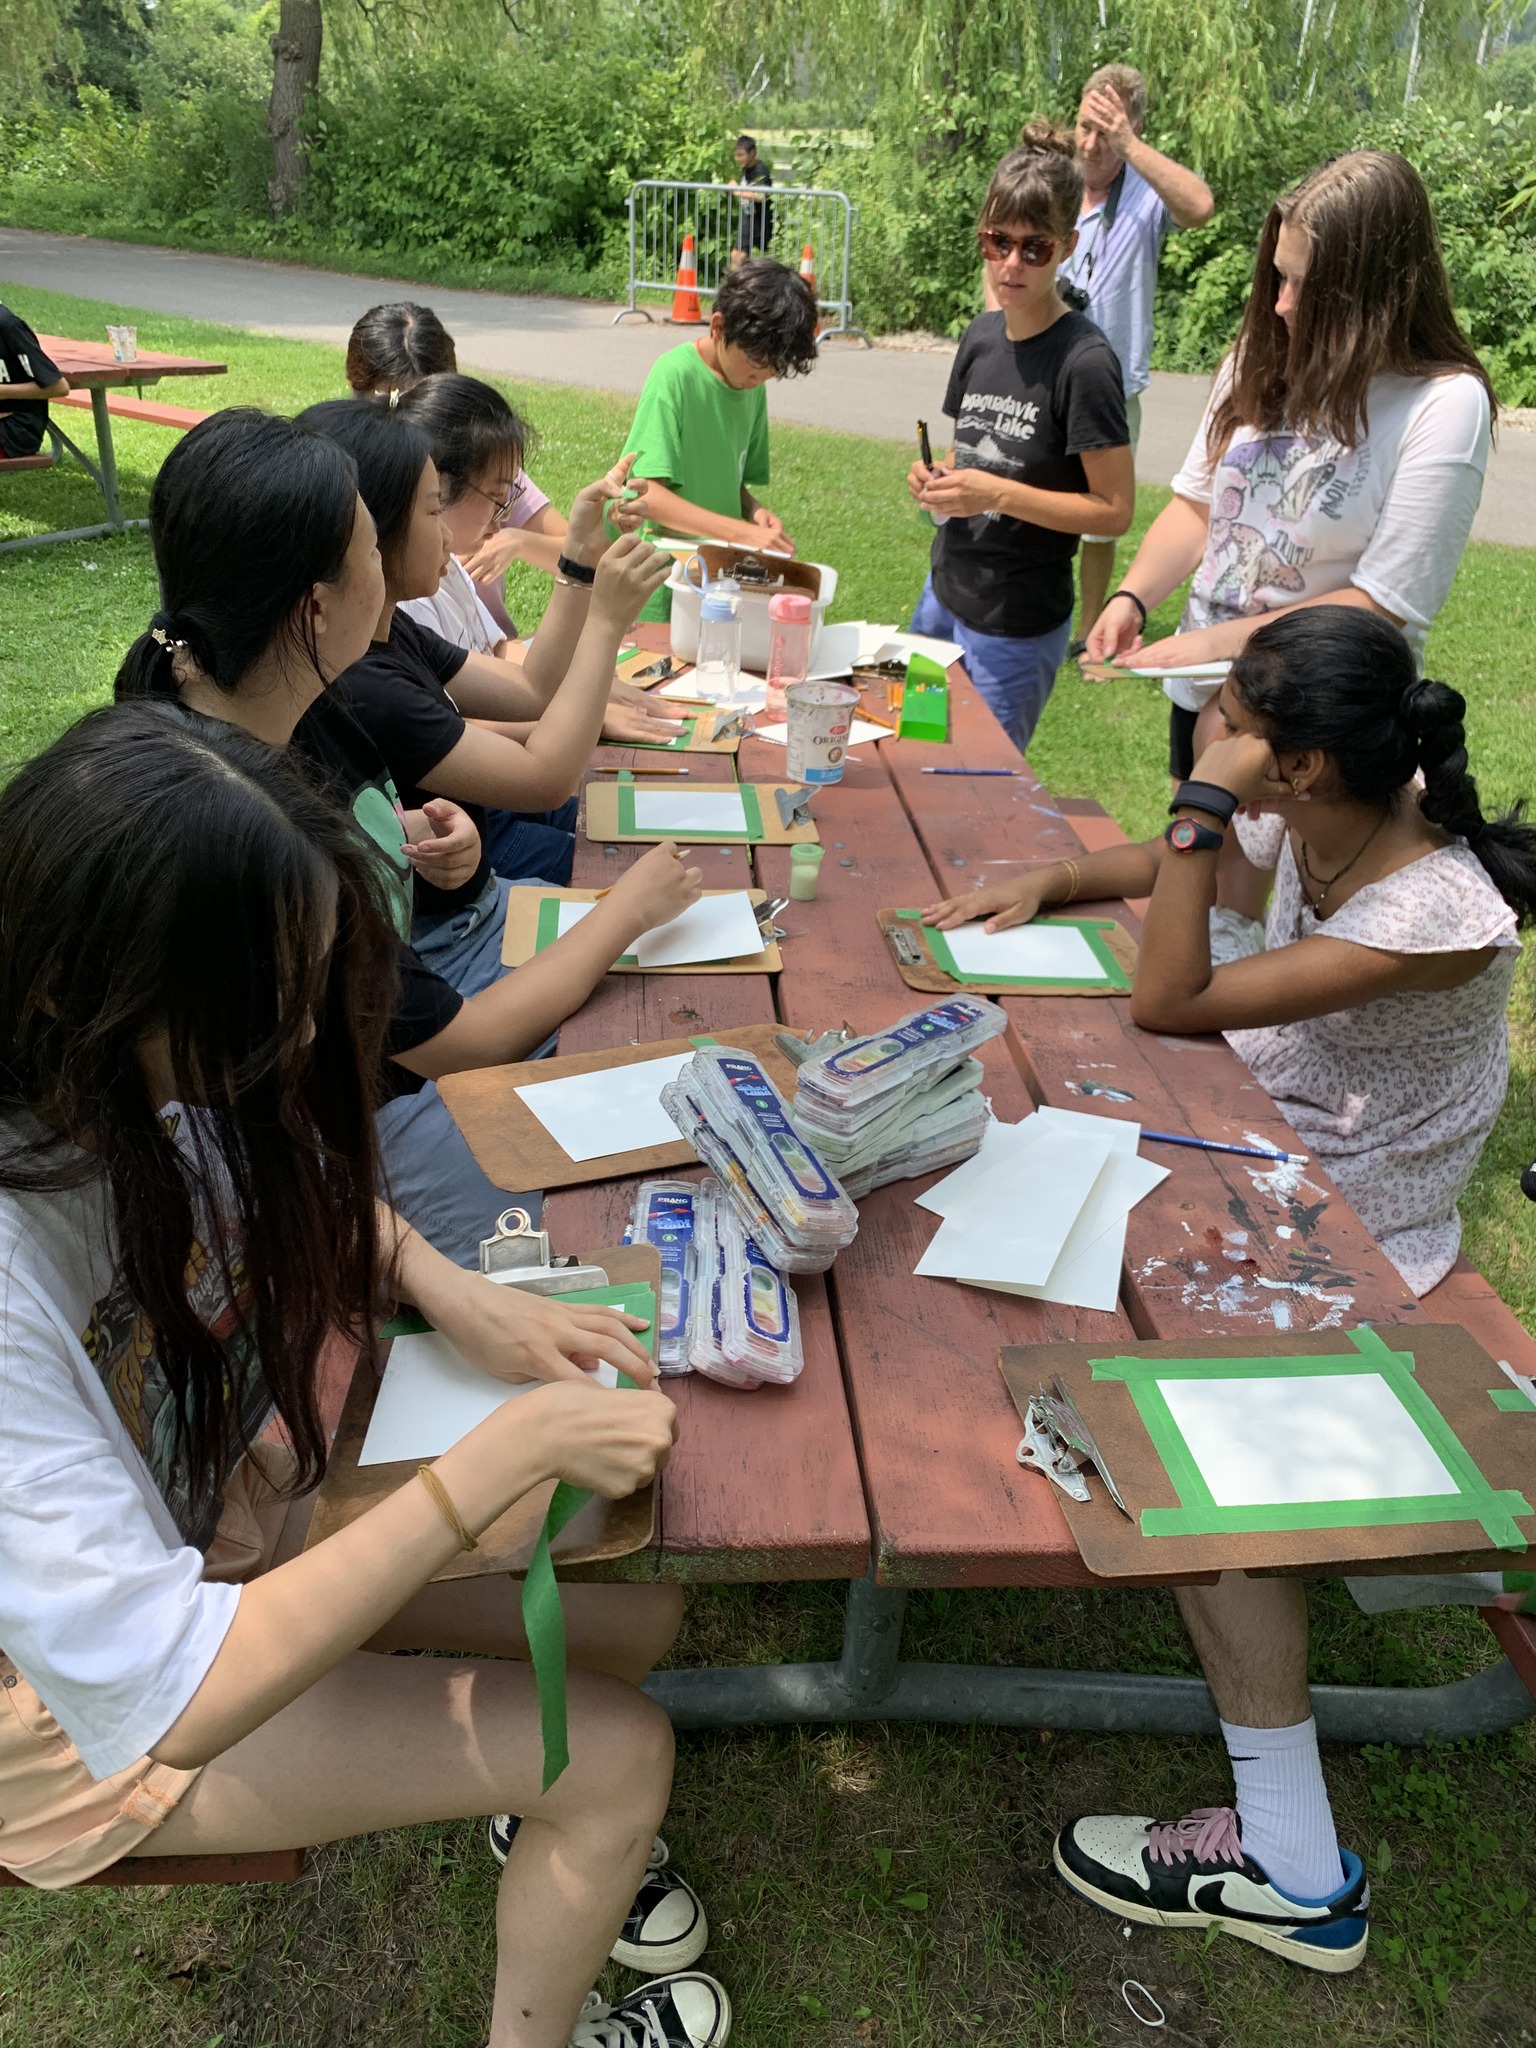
[555, 553, 597, 587]
[1165, 816, 1226, 854]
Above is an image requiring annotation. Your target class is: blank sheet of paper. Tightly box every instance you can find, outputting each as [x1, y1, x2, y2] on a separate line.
[941, 920, 1108, 983]
[632, 788, 748, 837]
[979, 1151, 1168, 1312]
[914, 1117, 1120, 1288]
[514, 1052, 694, 1161]
[1159, 1373, 1461, 1506]
[360, 1330, 618, 1465]
[753, 718, 889, 749]
[556, 901, 597, 938]
[658, 674, 768, 712]
[633, 891, 764, 968]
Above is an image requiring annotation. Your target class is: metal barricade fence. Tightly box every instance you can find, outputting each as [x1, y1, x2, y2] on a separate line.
[614, 179, 869, 344]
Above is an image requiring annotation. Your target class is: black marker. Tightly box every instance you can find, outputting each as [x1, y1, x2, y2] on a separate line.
[917, 419, 934, 471]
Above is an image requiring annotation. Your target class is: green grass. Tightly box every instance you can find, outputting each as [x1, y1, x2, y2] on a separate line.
[3, 284, 1536, 2048]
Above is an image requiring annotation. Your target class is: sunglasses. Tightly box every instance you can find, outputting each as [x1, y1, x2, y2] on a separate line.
[977, 227, 1061, 267]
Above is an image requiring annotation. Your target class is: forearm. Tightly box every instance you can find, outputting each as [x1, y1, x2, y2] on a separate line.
[0, 377, 68, 401]
[1121, 136, 1214, 228]
[993, 476, 1132, 538]
[1114, 495, 1212, 610]
[520, 573, 596, 704]
[639, 479, 754, 548]
[497, 527, 565, 576]
[1128, 827, 1220, 1030]
[1034, 841, 1163, 907]
[1139, 585, 1396, 665]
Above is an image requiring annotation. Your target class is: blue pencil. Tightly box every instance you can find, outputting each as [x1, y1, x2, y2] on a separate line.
[1142, 1129, 1307, 1165]
[920, 766, 1017, 776]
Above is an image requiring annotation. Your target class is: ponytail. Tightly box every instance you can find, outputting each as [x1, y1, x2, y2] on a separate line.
[1400, 675, 1536, 925]
[114, 612, 209, 701]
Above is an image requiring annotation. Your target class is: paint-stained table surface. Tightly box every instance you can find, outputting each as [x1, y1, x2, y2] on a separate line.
[450, 629, 1536, 1590]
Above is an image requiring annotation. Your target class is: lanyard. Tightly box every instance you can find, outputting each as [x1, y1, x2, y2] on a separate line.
[1064, 165, 1127, 294]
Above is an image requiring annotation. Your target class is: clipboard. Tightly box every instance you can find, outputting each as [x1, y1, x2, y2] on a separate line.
[502, 886, 783, 975]
[585, 777, 819, 846]
[877, 907, 1137, 995]
[305, 1245, 661, 1584]
[998, 1326, 1536, 1581]
[598, 710, 742, 756]
[437, 1020, 806, 1191]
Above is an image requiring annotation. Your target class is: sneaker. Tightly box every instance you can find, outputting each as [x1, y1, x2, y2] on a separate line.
[1053, 1805, 1369, 1974]
[568, 1973, 731, 2047]
[489, 1821, 708, 1973]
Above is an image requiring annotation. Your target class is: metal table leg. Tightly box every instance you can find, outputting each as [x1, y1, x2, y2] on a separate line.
[644, 1572, 1536, 1745]
[90, 387, 125, 530]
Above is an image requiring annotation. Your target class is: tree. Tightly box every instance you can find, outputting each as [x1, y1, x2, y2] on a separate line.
[266, 0, 321, 215]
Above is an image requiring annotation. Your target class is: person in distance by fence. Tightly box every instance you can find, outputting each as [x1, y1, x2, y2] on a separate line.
[729, 133, 775, 269]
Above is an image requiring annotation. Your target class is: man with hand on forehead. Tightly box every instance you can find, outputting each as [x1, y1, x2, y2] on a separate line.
[986, 65, 1214, 644]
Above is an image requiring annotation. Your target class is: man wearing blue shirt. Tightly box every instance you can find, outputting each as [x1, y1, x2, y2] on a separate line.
[990, 66, 1214, 641]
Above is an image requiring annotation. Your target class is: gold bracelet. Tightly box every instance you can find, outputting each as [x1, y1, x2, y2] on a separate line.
[417, 1465, 479, 1553]
[1057, 858, 1081, 904]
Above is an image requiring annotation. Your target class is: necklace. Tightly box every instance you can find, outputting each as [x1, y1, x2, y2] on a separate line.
[1297, 809, 1391, 914]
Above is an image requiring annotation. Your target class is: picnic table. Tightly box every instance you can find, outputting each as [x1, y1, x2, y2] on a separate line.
[0, 334, 225, 554]
[444, 631, 1536, 1747]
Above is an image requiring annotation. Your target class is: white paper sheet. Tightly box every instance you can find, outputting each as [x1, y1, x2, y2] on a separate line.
[657, 673, 769, 712]
[1158, 1373, 1461, 1506]
[632, 788, 748, 836]
[1126, 660, 1231, 679]
[870, 630, 964, 668]
[938, 919, 1109, 984]
[753, 717, 889, 749]
[972, 1152, 1168, 1311]
[556, 901, 597, 938]
[360, 1329, 618, 1465]
[632, 891, 765, 968]
[914, 1117, 1121, 1287]
[514, 1052, 694, 1161]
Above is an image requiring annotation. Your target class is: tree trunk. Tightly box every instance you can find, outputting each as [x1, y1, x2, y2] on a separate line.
[266, 0, 322, 219]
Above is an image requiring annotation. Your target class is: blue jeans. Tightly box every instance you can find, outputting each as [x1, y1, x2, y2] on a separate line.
[411, 872, 514, 998]
[376, 1083, 541, 1269]
[910, 579, 1071, 753]
[482, 798, 579, 887]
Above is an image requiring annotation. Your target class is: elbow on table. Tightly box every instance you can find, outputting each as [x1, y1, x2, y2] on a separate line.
[1128, 984, 1207, 1034]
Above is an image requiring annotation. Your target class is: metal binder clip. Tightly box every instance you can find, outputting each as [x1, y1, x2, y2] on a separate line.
[630, 654, 675, 683]
[884, 925, 927, 968]
[774, 784, 816, 830]
[478, 1206, 553, 1276]
[1017, 1399, 1093, 1503]
[1015, 1377, 1132, 1518]
[710, 708, 749, 743]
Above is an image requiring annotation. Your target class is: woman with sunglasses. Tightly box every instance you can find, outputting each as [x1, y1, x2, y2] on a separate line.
[906, 122, 1135, 750]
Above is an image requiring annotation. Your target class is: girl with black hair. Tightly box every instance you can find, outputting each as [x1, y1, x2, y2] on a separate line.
[297, 396, 683, 906]
[0, 706, 735, 2047]
[925, 606, 1534, 1296]
[115, 407, 704, 1265]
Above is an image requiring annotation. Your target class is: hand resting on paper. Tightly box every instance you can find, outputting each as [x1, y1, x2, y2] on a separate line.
[601, 681, 689, 746]
[922, 869, 1059, 935]
[428, 1267, 659, 1389]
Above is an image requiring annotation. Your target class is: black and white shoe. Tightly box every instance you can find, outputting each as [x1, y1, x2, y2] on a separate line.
[568, 1973, 731, 2047]
[489, 1819, 709, 1973]
[1053, 1804, 1370, 1974]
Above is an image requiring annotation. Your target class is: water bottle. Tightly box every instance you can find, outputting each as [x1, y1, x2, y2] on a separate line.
[694, 580, 743, 705]
[765, 592, 814, 719]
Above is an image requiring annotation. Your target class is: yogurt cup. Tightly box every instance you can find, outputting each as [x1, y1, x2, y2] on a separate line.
[784, 681, 859, 785]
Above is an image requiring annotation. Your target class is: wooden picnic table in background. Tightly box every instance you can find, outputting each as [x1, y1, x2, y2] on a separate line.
[0, 334, 225, 553]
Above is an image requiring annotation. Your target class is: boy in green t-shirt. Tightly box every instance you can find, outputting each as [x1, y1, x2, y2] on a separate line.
[622, 259, 819, 606]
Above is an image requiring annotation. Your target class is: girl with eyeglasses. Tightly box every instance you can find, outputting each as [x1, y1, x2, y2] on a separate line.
[906, 122, 1135, 751]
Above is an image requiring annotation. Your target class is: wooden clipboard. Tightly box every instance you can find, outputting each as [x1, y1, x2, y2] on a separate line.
[998, 1327, 1536, 1581]
[305, 1245, 661, 1584]
[502, 886, 783, 975]
[596, 708, 742, 756]
[585, 777, 819, 847]
[876, 907, 1137, 996]
[437, 1020, 806, 1191]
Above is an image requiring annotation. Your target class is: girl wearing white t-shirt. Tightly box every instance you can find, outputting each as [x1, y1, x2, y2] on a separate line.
[0, 706, 733, 2046]
[1084, 150, 1496, 794]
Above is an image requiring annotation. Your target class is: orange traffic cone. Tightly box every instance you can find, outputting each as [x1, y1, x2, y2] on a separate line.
[670, 232, 703, 324]
[799, 241, 821, 333]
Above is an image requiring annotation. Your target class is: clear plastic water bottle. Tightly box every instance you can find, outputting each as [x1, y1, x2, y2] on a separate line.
[765, 591, 814, 719]
[694, 579, 743, 704]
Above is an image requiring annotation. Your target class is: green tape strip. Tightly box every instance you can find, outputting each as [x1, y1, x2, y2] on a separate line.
[535, 894, 638, 967]
[919, 914, 1131, 991]
[1141, 1492, 1533, 1540]
[1491, 1387, 1536, 1413]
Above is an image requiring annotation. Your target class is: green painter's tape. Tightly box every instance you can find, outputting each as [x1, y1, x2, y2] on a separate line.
[919, 915, 1132, 992]
[1491, 1387, 1536, 1413]
[535, 894, 638, 967]
[616, 781, 765, 840]
[1089, 1330, 1532, 1551]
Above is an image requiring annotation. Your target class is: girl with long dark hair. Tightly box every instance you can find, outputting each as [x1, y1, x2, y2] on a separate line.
[0, 707, 732, 2045]
[115, 408, 703, 1263]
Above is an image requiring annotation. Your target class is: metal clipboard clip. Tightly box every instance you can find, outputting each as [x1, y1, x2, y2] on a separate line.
[709, 707, 750, 743]
[478, 1208, 610, 1296]
[1016, 1375, 1133, 1519]
[774, 784, 816, 830]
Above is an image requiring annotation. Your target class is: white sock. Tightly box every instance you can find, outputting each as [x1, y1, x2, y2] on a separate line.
[1219, 1715, 1344, 1899]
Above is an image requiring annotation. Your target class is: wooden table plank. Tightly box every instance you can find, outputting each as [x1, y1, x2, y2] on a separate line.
[37, 335, 227, 388]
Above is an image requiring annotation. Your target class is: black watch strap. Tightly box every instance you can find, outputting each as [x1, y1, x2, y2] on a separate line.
[555, 553, 597, 587]
[1169, 778, 1239, 826]
[1165, 816, 1226, 855]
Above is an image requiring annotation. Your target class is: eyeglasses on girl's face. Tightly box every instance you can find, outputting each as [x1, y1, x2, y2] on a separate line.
[463, 475, 527, 526]
[977, 227, 1060, 267]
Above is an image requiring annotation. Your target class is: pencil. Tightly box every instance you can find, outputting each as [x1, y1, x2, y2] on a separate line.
[1142, 1130, 1308, 1166]
[920, 766, 1018, 777]
[591, 761, 691, 775]
[591, 847, 693, 900]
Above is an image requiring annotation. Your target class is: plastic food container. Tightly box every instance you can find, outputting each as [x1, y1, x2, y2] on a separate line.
[668, 548, 838, 675]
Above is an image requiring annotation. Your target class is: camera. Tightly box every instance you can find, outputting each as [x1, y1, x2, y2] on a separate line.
[1057, 279, 1091, 313]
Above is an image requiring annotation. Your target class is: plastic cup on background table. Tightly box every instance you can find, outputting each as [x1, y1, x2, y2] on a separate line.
[106, 325, 138, 363]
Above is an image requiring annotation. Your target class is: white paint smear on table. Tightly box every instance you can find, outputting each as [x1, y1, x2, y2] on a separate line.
[632, 891, 765, 968]
[632, 788, 749, 836]
[1158, 1372, 1460, 1506]
[514, 1052, 693, 1161]
[940, 920, 1108, 983]
[361, 1329, 617, 1465]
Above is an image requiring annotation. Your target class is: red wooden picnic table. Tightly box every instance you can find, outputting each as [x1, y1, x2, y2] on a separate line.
[453, 628, 1536, 1746]
[0, 334, 226, 553]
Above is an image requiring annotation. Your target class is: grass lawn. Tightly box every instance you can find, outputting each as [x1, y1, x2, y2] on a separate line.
[2, 283, 1535, 2048]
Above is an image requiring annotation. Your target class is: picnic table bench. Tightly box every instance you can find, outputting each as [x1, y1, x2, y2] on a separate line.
[0, 335, 223, 553]
[532, 630, 1536, 1747]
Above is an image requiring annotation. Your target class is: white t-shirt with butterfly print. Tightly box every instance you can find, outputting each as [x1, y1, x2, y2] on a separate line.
[1164, 360, 1490, 710]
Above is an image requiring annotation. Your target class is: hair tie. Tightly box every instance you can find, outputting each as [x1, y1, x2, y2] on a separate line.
[387, 388, 402, 410]
[150, 611, 188, 652]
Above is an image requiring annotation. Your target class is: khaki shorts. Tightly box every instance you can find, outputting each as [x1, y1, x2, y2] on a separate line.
[0, 1443, 296, 1889]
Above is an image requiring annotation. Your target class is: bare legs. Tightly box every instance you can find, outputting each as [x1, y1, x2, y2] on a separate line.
[1176, 1572, 1312, 1726]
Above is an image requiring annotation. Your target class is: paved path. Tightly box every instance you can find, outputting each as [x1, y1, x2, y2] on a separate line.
[3, 225, 1531, 542]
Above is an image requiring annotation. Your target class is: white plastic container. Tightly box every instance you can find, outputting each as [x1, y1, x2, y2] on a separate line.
[668, 553, 838, 675]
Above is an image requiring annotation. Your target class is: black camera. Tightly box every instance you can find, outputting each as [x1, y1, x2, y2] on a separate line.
[1057, 279, 1091, 313]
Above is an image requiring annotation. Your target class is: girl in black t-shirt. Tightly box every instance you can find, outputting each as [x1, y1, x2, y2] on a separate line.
[906, 122, 1135, 751]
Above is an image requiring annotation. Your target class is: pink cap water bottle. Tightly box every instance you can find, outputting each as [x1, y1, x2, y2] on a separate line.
[765, 591, 813, 719]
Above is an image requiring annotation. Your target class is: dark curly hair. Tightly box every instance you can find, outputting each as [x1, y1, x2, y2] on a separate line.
[715, 258, 820, 379]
